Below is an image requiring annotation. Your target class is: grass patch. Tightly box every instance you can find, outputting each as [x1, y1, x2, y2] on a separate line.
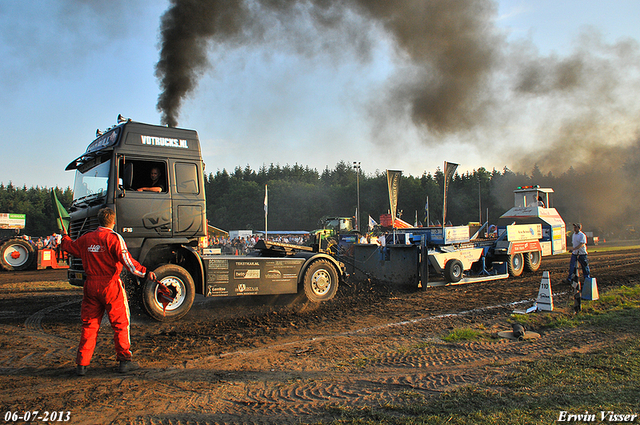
[322, 284, 640, 425]
[441, 327, 484, 342]
[588, 244, 640, 254]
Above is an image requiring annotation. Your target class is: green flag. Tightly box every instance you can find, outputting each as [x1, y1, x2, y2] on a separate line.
[51, 189, 70, 234]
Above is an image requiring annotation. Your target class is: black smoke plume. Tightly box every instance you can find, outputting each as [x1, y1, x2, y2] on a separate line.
[155, 0, 501, 130]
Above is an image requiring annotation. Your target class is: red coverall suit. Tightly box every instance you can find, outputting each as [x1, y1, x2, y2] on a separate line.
[61, 227, 148, 366]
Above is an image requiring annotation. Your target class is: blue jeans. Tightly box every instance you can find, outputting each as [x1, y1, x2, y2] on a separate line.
[568, 254, 590, 281]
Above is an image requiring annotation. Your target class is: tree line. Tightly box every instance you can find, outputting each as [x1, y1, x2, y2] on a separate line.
[2, 160, 639, 239]
[0, 184, 73, 237]
[204, 161, 640, 239]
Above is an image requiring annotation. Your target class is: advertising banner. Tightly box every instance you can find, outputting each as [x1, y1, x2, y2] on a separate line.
[0, 213, 26, 229]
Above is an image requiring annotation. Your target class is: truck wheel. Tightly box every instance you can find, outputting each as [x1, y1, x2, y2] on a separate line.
[302, 259, 339, 302]
[444, 259, 464, 283]
[142, 264, 195, 322]
[508, 253, 524, 277]
[524, 251, 542, 272]
[0, 238, 36, 271]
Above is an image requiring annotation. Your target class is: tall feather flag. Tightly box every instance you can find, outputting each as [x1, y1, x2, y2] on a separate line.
[386, 170, 402, 227]
[51, 189, 70, 234]
[442, 161, 458, 227]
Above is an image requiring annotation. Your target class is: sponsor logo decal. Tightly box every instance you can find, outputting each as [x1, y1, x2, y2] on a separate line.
[87, 244, 104, 253]
[234, 269, 260, 279]
[236, 284, 258, 293]
[266, 269, 282, 279]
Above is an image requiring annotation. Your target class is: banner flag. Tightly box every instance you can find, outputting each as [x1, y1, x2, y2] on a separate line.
[51, 189, 70, 234]
[368, 215, 378, 231]
[443, 161, 458, 226]
[386, 170, 402, 226]
[444, 161, 458, 183]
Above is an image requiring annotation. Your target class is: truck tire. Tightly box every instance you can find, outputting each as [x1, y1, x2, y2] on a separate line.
[302, 259, 339, 302]
[0, 238, 36, 271]
[524, 250, 542, 272]
[142, 264, 195, 322]
[444, 259, 464, 283]
[508, 253, 524, 277]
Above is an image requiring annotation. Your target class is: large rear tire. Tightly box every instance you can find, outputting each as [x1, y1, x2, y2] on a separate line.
[0, 238, 36, 271]
[508, 253, 524, 277]
[444, 259, 464, 283]
[302, 259, 339, 302]
[142, 264, 195, 322]
[524, 251, 542, 272]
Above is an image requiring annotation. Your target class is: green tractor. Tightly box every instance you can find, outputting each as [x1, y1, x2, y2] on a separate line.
[312, 216, 358, 255]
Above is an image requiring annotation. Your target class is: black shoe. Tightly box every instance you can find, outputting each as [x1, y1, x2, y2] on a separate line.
[117, 360, 140, 374]
[76, 365, 87, 376]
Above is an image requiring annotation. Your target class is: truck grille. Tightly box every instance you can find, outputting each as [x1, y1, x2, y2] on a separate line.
[68, 216, 100, 276]
[69, 216, 99, 239]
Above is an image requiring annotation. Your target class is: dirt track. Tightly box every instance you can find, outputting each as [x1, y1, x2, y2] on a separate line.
[1, 245, 640, 424]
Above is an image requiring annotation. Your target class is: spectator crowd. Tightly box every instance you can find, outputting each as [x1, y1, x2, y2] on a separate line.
[206, 233, 312, 255]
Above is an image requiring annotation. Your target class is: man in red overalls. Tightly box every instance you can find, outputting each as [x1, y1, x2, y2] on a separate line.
[61, 207, 156, 376]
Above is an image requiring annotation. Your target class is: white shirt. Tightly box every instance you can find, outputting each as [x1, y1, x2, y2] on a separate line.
[572, 231, 588, 255]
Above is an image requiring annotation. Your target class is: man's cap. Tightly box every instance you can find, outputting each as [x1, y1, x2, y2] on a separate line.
[573, 223, 582, 229]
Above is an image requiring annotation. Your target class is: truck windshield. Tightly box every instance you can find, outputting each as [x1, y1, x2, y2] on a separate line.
[72, 159, 111, 204]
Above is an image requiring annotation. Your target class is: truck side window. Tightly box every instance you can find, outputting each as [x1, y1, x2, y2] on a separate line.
[175, 162, 199, 194]
[131, 161, 167, 193]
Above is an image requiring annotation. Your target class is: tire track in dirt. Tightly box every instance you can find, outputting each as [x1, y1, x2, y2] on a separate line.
[210, 328, 614, 420]
[0, 300, 79, 373]
[24, 299, 80, 332]
[0, 325, 76, 373]
[120, 292, 606, 421]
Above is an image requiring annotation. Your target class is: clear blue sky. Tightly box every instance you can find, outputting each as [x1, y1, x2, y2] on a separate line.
[2, 0, 640, 189]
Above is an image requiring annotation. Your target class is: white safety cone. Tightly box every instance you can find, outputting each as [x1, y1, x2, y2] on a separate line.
[582, 277, 599, 301]
[536, 271, 554, 311]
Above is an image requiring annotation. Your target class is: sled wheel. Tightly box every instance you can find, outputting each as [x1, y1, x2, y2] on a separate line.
[444, 259, 464, 283]
[524, 250, 542, 272]
[508, 253, 524, 277]
[302, 259, 339, 302]
[142, 264, 195, 322]
[0, 239, 35, 271]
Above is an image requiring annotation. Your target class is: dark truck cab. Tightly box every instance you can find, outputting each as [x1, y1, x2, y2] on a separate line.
[65, 117, 342, 321]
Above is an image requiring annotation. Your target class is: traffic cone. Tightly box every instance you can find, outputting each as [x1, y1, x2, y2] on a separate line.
[582, 277, 599, 300]
[536, 271, 554, 311]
